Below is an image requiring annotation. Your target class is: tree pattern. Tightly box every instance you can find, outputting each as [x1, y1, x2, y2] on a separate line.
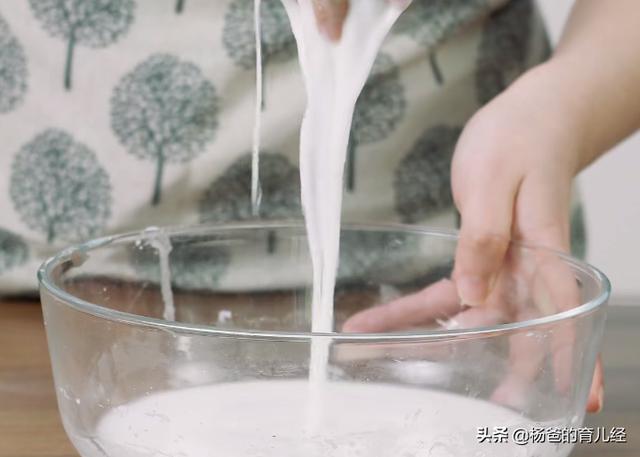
[111, 54, 219, 206]
[29, 0, 135, 91]
[134, 239, 230, 291]
[222, 0, 296, 107]
[394, 125, 462, 223]
[475, 0, 534, 105]
[10, 129, 112, 243]
[199, 153, 301, 223]
[347, 52, 406, 191]
[337, 230, 409, 284]
[570, 204, 587, 259]
[0, 228, 28, 275]
[0, 13, 28, 113]
[195, 153, 300, 287]
[393, 0, 488, 85]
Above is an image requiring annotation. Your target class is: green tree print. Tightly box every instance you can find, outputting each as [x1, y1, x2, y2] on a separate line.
[475, 0, 534, 105]
[337, 230, 410, 285]
[347, 52, 406, 192]
[29, 0, 135, 91]
[200, 153, 301, 223]
[175, 0, 185, 14]
[200, 152, 300, 255]
[570, 204, 587, 259]
[0, 228, 28, 275]
[134, 239, 230, 291]
[0, 13, 28, 113]
[222, 0, 296, 106]
[394, 125, 462, 223]
[393, 0, 488, 85]
[111, 54, 219, 206]
[10, 129, 111, 243]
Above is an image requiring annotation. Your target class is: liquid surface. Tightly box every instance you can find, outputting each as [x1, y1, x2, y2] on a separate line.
[91, 380, 552, 457]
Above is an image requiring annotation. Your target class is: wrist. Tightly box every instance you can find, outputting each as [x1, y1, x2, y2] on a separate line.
[495, 61, 592, 175]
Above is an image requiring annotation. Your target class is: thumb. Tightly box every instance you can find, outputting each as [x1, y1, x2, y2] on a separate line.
[312, 0, 349, 41]
[453, 174, 516, 306]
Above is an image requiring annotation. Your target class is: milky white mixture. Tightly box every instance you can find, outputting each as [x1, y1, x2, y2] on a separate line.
[96, 3, 571, 457]
[91, 380, 559, 457]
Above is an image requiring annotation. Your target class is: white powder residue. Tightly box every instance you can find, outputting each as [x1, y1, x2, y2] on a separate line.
[143, 227, 175, 321]
[92, 380, 551, 457]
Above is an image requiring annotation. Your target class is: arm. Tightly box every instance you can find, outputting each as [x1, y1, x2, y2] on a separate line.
[341, 0, 640, 413]
[453, 0, 640, 312]
[444, 0, 640, 414]
[551, 0, 640, 169]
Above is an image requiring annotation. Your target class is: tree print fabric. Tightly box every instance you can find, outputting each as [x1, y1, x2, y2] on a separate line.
[0, 13, 28, 113]
[393, 0, 488, 85]
[134, 239, 230, 291]
[0, 0, 559, 294]
[394, 125, 462, 223]
[199, 153, 301, 223]
[10, 129, 111, 243]
[475, 0, 536, 105]
[223, 0, 296, 70]
[222, 0, 296, 106]
[347, 53, 406, 191]
[29, 0, 135, 90]
[0, 228, 28, 275]
[111, 54, 219, 205]
[571, 204, 587, 259]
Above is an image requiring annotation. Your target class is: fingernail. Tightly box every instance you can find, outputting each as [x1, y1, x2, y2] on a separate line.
[457, 276, 488, 306]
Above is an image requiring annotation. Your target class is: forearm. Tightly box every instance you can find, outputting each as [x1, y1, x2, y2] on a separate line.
[543, 0, 640, 169]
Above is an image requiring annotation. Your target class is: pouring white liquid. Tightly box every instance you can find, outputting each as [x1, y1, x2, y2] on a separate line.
[96, 3, 557, 456]
[281, 0, 407, 433]
[282, 0, 404, 333]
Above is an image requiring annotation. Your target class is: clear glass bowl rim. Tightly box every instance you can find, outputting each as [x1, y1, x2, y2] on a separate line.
[38, 222, 611, 342]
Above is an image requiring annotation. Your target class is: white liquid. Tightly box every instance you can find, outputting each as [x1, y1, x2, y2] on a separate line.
[282, 0, 407, 431]
[91, 380, 552, 457]
[143, 227, 175, 321]
[283, 0, 405, 333]
[251, 0, 263, 216]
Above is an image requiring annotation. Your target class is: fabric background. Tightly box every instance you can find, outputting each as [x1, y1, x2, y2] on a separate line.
[0, 0, 582, 294]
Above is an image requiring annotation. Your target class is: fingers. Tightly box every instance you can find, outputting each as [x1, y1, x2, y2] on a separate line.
[311, 0, 349, 41]
[342, 279, 461, 333]
[586, 356, 604, 413]
[490, 310, 547, 410]
[453, 165, 516, 307]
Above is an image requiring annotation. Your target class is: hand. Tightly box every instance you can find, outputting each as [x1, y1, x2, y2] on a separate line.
[311, 0, 409, 41]
[451, 62, 603, 413]
[311, 0, 349, 41]
[344, 62, 604, 413]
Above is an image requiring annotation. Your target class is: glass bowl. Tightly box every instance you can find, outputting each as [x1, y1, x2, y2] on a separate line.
[38, 223, 609, 457]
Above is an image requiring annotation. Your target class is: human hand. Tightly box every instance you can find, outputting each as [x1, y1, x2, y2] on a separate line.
[344, 62, 603, 413]
[311, 0, 409, 41]
[311, 0, 349, 41]
[450, 63, 603, 413]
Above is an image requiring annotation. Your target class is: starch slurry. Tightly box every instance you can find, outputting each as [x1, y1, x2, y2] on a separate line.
[100, 3, 548, 457]
[93, 380, 539, 457]
[281, 0, 406, 432]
